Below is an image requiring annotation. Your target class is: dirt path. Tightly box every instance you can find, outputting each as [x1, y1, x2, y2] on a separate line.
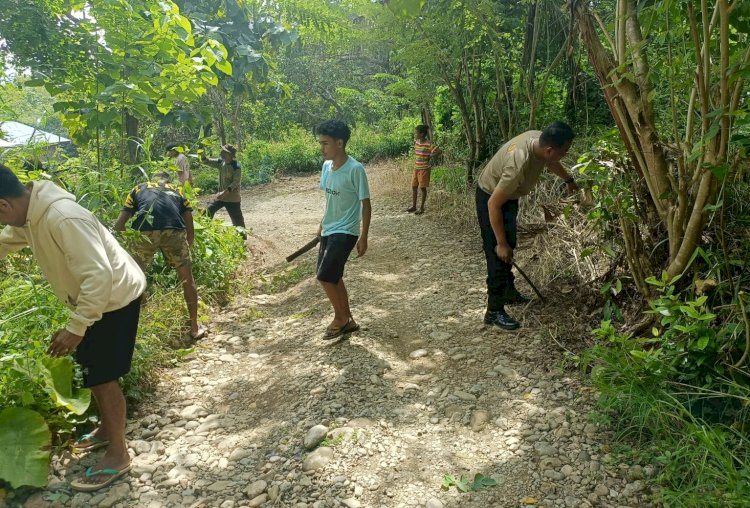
[48, 162, 652, 508]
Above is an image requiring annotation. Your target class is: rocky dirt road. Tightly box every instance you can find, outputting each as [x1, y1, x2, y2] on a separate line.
[35, 162, 653, 508]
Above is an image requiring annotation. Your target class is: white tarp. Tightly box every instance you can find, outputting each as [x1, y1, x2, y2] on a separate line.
[0, 121, 71, 147]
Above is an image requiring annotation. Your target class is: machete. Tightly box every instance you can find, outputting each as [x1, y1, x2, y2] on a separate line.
[512, 261, 546, 303]
[286, 237, 320, 263]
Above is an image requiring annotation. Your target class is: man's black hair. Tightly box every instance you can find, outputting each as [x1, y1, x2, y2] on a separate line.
[415, 125, 430, 137]
[0, 164, 26, 199]
[539, 121, 575, 148]
[166, 143, 180, 151]
[314, 120, 351, 145]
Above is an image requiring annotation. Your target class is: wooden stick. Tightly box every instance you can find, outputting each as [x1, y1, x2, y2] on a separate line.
[286, 237, 320, 263]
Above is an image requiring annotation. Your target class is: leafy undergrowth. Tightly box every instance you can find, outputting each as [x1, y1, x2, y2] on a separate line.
[0, 163, 246, 491]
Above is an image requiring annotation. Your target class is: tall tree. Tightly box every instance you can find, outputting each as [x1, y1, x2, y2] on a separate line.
[0, 0, 232, 163]
[573, 0, 750, 290]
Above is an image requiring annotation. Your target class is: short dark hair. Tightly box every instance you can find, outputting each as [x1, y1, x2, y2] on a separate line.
[314, 120, 351, 145]
[166, 143, 180, 151]
[539, 121, 575, 148]
[0, 164, 26, 199]
[221, 144, 237, 156]
[415, 125, 429, 137]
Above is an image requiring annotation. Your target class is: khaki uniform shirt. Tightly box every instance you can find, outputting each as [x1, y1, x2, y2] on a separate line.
[477, 130, 545, 199]
[204, 158, 242, 202]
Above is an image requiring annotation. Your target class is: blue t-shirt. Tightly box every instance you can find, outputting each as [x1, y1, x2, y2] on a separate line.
[320, 156, 370, 237]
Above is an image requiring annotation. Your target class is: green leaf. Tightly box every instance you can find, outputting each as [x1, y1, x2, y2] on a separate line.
[0, 407, 51, 488]
[696, 336, 710, 350]
[703, 200, 724, 212]
[157, 98, 173, 114]
[455, 476, 471, 492]
[472, 473, 497, 490]
[707, 164, 730, 181]
[387, 0, 426, 16]
[215, 59, 233, 76]
[38, 357, 91, 415]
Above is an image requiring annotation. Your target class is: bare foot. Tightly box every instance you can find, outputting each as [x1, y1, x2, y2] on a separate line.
[405, 206, 417, 213]
[189, 326, 208, 340]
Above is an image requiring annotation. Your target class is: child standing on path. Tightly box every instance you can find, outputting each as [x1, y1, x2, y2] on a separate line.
[314, 120, 371, 340]
[406, 124, 440, 215]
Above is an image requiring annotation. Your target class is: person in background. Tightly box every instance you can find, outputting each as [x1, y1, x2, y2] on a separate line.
[201, 144, 246, 233]
[406, 124, 440, 215]
[0, 164, 146, 492]
[114, 171, 207, 341]
[166, 143, 192, 185]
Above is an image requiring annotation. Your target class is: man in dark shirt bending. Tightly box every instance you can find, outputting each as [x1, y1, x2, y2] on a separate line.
[114, 172, 207, 340]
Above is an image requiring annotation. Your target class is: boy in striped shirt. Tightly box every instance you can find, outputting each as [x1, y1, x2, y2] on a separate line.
[406, 125, 440, 215]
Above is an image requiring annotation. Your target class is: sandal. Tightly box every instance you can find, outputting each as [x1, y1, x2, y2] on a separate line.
[323, 323, 347, 341]
[70, 465, 131, 492]
[73, 433, 109, 453]
[341, 320, 360, 334]
[323, 319, 360, 341]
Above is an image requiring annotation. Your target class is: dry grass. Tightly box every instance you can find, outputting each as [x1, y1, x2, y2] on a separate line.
[374, 157, 611, 292]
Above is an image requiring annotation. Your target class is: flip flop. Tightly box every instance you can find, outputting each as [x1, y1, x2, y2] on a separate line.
[73, 433, 109, 453]
[323, 323, 346, 341]
[323, 319, 360, 341]
[341, 320, 360, 334]
[70, 465, 131, 492]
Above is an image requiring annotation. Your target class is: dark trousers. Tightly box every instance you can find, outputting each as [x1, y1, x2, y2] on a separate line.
[475, 187, 518, 311]
[207, 200, 246, 229]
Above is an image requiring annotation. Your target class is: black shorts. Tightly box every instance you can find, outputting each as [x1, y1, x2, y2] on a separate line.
[316, 233, 358, 283]
[75, 296, 142, 388]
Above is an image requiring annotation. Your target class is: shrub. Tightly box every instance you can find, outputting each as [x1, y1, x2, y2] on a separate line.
[193, 119, 417, 191]
[0, 158, 245, 488]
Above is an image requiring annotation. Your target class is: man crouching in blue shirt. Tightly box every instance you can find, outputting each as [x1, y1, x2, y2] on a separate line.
[314, 120, 371, 340]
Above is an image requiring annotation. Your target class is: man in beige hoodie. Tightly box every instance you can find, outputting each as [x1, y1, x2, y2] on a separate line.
[0, 164, 146, 492]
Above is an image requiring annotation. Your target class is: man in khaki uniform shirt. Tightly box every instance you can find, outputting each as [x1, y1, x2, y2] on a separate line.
[201, 144, 247, 232]
[476, 122, 578, 330]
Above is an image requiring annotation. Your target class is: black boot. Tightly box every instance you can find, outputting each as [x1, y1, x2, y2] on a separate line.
[484, 309, 520, 330]
[504, 286, 531, 305]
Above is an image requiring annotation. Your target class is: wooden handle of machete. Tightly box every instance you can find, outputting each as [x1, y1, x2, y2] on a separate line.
[286, 237, 320, 263]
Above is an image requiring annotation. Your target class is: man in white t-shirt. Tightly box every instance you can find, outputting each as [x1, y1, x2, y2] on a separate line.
[167, 143, 192, 185]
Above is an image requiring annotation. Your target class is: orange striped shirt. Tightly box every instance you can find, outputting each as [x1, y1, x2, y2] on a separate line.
[415, 139, 438, 169]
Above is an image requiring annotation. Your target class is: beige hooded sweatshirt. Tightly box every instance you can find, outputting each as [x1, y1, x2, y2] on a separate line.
[0, 181, 146, 336]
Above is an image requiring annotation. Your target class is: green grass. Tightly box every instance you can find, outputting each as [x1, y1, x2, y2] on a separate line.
[264, 262, 315, 294]
[588, 349, 750, 507]
[431, 165, 468, 193]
